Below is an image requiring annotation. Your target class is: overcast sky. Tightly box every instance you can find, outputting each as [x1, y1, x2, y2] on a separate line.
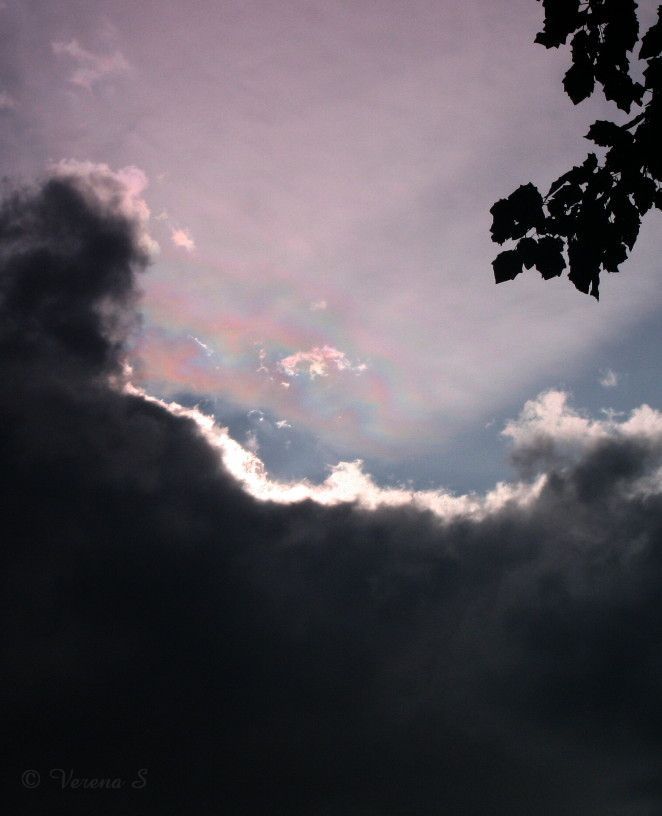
[2, 2, 662, 813]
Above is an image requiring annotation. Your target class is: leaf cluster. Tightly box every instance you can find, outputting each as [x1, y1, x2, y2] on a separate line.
[491, 1, 662, 299]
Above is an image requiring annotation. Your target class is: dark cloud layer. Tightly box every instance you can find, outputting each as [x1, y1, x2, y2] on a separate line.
[2, 172, 662, 815]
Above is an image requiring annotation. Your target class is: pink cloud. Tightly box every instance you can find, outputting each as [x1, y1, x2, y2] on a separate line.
[171, 227, 195, 253]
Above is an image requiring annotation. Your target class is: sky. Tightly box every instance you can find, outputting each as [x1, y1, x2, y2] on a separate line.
[2, 1, 662, 814]
[2, 0, 661, 492]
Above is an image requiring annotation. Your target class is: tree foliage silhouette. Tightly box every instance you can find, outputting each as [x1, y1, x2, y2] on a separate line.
[490, 0, 662, 299]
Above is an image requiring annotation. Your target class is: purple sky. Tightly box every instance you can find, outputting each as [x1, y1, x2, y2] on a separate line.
[2, 0, 660, 485]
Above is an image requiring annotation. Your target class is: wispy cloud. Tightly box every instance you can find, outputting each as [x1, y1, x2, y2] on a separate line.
[279, 345, 367, 379]
[310, 300, 327, 311]
[599, 368, 618, 388]
[52, 38, 130, 89]
[188, 335, 214, 357]
[171, 227, 195, 253]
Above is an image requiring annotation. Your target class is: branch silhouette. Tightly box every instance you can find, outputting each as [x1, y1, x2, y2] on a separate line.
[490, 0, 662, 299]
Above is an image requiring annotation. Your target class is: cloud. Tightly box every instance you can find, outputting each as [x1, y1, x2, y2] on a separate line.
[3, 169, 662, 815]
[503, 388, 662, 451]
[0, 166, 150, 384]
[170, 227, 195, 252]
[49, 159, 159, 257]
[600, 368, 619, 387]
[135, 387, 544, 517]
[502, 388, 662, 478]
[279, 344, 367, 379]
[502, 389, 611, 449]
[52, 38, 130, 89]
[0, 90, 16, 110]
[244, 429, 260, 453]
[310, 299, 327, 311]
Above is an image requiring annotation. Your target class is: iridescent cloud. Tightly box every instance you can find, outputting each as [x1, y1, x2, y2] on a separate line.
[279, 345, 367, 379]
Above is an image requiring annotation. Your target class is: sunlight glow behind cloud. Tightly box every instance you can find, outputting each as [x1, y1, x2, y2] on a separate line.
[125, 382, 547, 518]
[123, 381, 662, 524]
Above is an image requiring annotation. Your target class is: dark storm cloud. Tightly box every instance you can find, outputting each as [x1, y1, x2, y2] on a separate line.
[3, 170, 662, 816]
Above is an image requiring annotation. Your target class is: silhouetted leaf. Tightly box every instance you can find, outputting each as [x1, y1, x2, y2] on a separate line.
[563, 59, 595, 104]
[571, 27, 596, 62]
[493, 250, 524, 284]
[547, 169, 581, 200]
[595, 55, 644, 111]
[516, 237, 538, 269]
[610, 195, 641, 250]
[490, 183, 544, 244]
[547, 183, 582, 219]
[643, 57, 662, 90]
[586, 120, 624, 147]
[602, 233, 629, 273]
[547, 153, 597, 198]
[534, 236, 566, 279]
[568, 238, 600, 298]
[534, 0, 582, 48]
[639, 107, 662, 179]
[605, 137, 637, 176]
[534, 31, 560, 48]
[603, 0, 639, 54]
[586, 165, 615, 196]
[632, 176, 657, 214]
[508, 236, 567, 281]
